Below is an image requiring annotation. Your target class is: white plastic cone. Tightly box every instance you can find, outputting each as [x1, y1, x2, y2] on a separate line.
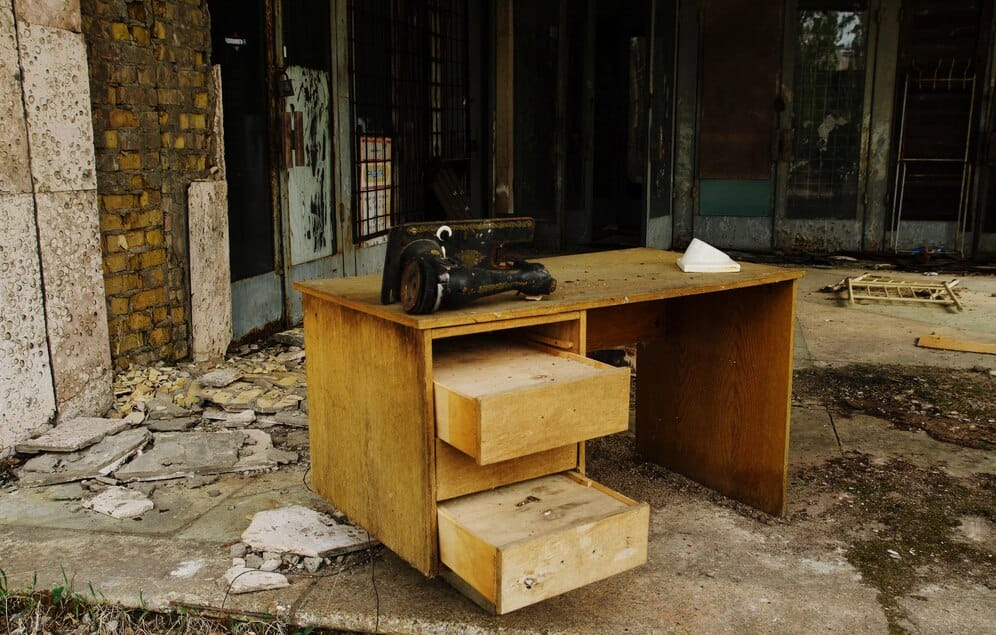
[676, 238, 741, 273]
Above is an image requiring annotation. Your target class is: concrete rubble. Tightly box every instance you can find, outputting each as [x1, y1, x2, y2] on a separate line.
[218, 565, 290, 595]
[241, 505, 377, 559]
[83, 485, 154, 519]
[15, 417, 128, 454]
[17, 427, 150, 486]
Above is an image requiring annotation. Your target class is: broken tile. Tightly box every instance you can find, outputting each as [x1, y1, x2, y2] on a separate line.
[83, 486, 154, 519]
[17, 428, 150, 487]
[199, 367, 242, 388]
[253, 393, 303, 414]
[273, 412, 308, 428]
[275, 350, 306, 364]
[241, 505, 377, 558]
[144, 399, 193, 420]
[46, 482, 84, 501]
[15, 417, 128, 454]
[235, 429, 297, 470]
[218, 565, 289, 594]
[147, 417, 198, 432]
[203, 407, 255, 427]
[114, 431, 245, 481]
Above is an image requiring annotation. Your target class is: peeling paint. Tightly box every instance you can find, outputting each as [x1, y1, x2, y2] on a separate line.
[285, 66, 332, 266]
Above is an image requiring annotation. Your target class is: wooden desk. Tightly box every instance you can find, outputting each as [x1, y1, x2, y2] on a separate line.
[295, 248, 803, 612]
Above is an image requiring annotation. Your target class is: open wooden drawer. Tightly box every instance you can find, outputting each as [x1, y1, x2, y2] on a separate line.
[437, 471, 649, 614]
[433, 338, 630, 465]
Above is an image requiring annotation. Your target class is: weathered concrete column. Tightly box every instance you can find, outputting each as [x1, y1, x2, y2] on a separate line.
[0, 0, 112, 453]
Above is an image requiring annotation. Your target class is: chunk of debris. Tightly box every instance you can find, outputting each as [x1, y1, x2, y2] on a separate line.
[253, 392, 303, 414]
[273, 411, 308, 429]
[186, 474, 220, 489]
[241, 505, 377, 558]
[15, 417, 129, 454]
[275, 350, 306, 364]
[272, 328, 305, 348]
[144, 399, 193, 420]
[203, 408, 255, 427]
[199, 367, 243, 388]
[218, 565, 289, 594]
[17, 428, 150, 487]
[114, 431, 245, 481]
[147, 417, 199, 432]
[234, 429, 297, 470]
[83, 486, 154, 519]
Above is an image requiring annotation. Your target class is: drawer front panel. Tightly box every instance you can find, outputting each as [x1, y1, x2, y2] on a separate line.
[433, 339, 630, 465]
[437, 472, 649, 614]
[435, 440, 578, 501]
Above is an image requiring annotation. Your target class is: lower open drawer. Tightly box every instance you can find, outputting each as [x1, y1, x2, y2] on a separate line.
[437, 471, 649, 614]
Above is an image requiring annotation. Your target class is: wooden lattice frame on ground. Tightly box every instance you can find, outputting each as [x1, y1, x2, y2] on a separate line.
[846, 273, 963, 311]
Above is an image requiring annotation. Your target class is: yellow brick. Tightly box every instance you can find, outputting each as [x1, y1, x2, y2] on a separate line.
[159, 112, 169, 126]
[104, 130, 118, 149]
[190, 113, 206, 129]
[128, 210, 163, 228]
[148, 327, 171, 346]
[154, 21, 167, 39]
[123, 229, 146, 249]
[145, 228, 164, 246]
[171, 306, 185, 323]
[139, 249, 166, 268]
[100, 214, 123, 232]
[118, 152, 141, 170]
[109, 109, 139, 129]
[129, 312, 152, 330]
[104, 273, 140, 295]
[132, 288, 166, 311]
[106, 87, 117, 105]
[194, 92, 209, 109]
[110, 22, 130, 40]
[160, 132, 172, 148]
[178, 113, 190, 129]
[131, 26, 150, 46]
[153, 307, 168, 322]
[104, 253, 129, 273]
[109, 296, 130, 316]
[102, 194, 137, 211]
[116, 333, 143, 354]
[129, 175, 144, 189]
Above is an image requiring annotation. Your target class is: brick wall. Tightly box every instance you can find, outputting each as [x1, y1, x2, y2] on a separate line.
[80, 0, 216, 368]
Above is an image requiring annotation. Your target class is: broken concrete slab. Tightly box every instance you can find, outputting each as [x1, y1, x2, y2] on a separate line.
[15, 417, 128, 454]
[114, 431, 245, 481]
[17, 427, 150, 486]
[235, 429, 297, 470]
[253, 392, 303, 414]
[146, 417, 198, 432]
[274, 350, 306, 364]
[273, 411, 308, 428]
[218, 565, 290, 595]
[203, 407, 254, 427]
[143, 399, 193, 420]
[45, 482, 84, 501]
[199, 367, 242, 388]
[83, 486, 154, 519]
[241, 505, 377, 559]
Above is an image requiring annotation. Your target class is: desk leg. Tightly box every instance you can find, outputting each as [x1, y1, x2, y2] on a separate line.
[635, 281, 796, 515]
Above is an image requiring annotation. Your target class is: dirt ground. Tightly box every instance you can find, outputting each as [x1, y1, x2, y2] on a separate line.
[587, 362, 995, 634]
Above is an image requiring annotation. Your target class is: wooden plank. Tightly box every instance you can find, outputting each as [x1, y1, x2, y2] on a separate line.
[438, 506, 499, 604]
[635, 280, 796, 515]
[438, 473, 649, 614]
[294, 248, 805, 331]
[430, 312, 581, 340]
[916, 335, 996, 355]
[433, 339, 630, 465]
[435, 440, 579, 501]
[302, 295, 438, 575]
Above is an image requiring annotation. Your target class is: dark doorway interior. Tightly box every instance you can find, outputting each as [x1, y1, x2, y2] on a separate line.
[209, 0, 275, 281]
[590, 0, 651, 246]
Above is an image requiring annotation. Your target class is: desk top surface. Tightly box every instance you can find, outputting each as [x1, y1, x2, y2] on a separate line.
[294, 248, 804, 330]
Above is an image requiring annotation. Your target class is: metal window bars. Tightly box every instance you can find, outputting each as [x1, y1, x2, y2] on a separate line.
[889, 59, 976, 255]
[348, 0, 470, 243]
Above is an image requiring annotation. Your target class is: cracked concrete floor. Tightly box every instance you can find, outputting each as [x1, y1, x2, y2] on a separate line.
[1, 265, 993, 633]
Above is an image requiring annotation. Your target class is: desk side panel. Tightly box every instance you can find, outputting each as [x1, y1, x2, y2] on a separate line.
[635, 281, 796, 515]
[302, 295, 437, 574]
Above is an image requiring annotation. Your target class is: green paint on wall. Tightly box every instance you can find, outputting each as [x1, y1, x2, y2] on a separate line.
[699, 179, 772, 217]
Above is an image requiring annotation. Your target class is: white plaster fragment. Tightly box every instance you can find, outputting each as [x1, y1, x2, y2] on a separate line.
[241, 505, 377, 558]
[218, 565, 289, 595]
[199, 367, 241, 388]
[83, 485, 154, 519]
[169, 559, 206, 579]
